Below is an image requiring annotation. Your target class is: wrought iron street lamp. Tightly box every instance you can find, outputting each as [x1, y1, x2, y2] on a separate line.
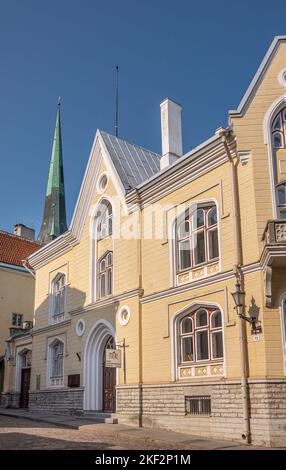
[231, 281, 259, 331]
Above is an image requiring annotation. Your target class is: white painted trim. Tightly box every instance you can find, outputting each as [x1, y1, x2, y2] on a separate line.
[263, 94, 286, 218]
[96, 171, 109, 195]
[278, 68, 286, 88]
[48, 271, 67, 326]
[169, 198, 221, 288]
[118, 305, 131, 326]
[89, 195, 116, 304]
[46, 336, 65, 389]
[229, 36, 286, 116]
[83, 319, 116, 411]
[170, 300, 226, 382]
[75, 319, 86, 337]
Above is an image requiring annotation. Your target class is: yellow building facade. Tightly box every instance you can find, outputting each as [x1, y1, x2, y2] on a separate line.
[3, 36, 286, 447]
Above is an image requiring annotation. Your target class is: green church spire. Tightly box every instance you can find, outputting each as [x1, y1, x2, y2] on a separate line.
[38, 98, 68, 244]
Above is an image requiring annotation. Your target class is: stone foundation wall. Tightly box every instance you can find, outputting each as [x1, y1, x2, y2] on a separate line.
[116, 381, 286, 447]
[1, 392, 20, 408]
[29, 388, 84, 415]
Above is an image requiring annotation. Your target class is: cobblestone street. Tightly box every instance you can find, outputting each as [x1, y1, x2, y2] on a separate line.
[0, 415, 177, 450]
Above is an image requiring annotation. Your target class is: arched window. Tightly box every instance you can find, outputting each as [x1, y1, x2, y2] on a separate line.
[276, 183, 286, 219]
[51, 273, 66, 321]
[271, 107, 286, 148]
[49, 339, 64, 387]
[96, 200, 113, 240]
[178, 307, 223, 364]
[176, 204, 219, 272]
[98, 251, 113, 298]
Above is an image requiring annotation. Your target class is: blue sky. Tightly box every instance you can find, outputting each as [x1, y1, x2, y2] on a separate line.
[0, 0, 285, 235]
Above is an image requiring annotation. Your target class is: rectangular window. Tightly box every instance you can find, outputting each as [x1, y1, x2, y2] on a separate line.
[208, 228, 219, 260]
[185, 396, 211, 415]
[181, 336, 194, 362]
[211, 331, 223, 359]
[194, 231, 206, 265]
[196, 330, 209, 360]
[179, 240, 191, 270]
[12, 313, 23, 327]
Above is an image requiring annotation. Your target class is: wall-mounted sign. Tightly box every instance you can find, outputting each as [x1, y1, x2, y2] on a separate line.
[105, 348, 121, 368]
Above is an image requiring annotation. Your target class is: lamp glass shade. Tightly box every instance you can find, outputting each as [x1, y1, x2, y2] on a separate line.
[231, 283, 245, 308]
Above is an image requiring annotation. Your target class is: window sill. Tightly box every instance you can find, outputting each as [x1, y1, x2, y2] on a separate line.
[176, 260, 220, 286]
[178, 362, 224, 380]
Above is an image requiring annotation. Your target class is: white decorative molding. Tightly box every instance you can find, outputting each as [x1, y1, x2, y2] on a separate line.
[83, 319, 116, 410]
[278, 68, 286, 87]
[75, 319, 86, 337]
[118, 306, 131, 326]
[96, 171, 109, 194]
[229, 36, 286, 117]
[238, 150, 252, 165]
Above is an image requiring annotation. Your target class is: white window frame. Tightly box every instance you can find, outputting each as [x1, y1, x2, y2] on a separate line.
[176, 203, 219, 274]
[178, 307, 223, 365]
[98, 251, 113, 299]
[50, 273, 66, 324]
[47, 338, 65, 388]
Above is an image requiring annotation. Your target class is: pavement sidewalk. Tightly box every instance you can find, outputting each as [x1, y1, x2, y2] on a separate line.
[0, 408, 271, 450]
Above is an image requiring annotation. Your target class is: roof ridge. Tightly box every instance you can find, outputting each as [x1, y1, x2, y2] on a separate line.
[99, 130, 161, 157]
[0, 230, 42, 245]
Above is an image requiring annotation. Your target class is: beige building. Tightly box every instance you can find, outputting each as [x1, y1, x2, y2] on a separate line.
[0, 225, 41, 404]
[3, 36, 286, 447]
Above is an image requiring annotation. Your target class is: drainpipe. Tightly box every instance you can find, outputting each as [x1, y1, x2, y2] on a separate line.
[217, 128, 251, 444]
[21, 259, 36, 278]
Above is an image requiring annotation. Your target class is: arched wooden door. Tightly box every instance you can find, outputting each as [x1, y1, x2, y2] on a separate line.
[102, 336, 116, 412]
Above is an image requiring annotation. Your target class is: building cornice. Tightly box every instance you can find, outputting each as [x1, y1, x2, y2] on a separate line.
[70, 288, 144, 316]
[141, 262, 261, 304]
[32, 319, 71, 336]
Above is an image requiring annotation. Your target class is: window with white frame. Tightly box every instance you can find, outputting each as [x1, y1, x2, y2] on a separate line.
[176, 204, 219, 272]
[178, 307, 223, 365]
[96, 200, 113, 240]
[98, 251, 113, 299]
[272, 107, 286, 149]
[276, 183, 286, 219]
[51, 273, 66, 322]
[49, 339, 64, 386]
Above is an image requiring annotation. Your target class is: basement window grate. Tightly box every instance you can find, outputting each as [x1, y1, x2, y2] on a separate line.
[185, 395, 211, 415]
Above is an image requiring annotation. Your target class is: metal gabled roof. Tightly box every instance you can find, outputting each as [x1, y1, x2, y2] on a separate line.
[99, 130, 161, 191]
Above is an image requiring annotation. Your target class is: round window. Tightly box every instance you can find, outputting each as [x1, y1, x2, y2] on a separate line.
[118, 306, 131, 326]
[97, 173, 108, 194]
[75, 319, 85, 337]
[278, 68, 286, 87]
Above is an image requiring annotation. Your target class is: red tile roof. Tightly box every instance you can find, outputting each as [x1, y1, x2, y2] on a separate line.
[0, 231, 42, 268]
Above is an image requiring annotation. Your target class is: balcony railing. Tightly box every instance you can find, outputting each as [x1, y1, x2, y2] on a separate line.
[262, 220, 286, 245]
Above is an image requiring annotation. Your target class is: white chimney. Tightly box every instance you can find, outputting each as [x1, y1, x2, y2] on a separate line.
[160, 98, 183, 170]
[14, 224, 35, 241]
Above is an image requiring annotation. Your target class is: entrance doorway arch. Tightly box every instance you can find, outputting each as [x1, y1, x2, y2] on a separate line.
[83, 319, 116, 411]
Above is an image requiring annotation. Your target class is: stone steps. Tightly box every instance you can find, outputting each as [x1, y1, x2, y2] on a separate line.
[83, 411, 118, 424]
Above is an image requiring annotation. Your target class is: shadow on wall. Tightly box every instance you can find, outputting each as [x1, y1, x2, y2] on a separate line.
[34, 285, 87, 324]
